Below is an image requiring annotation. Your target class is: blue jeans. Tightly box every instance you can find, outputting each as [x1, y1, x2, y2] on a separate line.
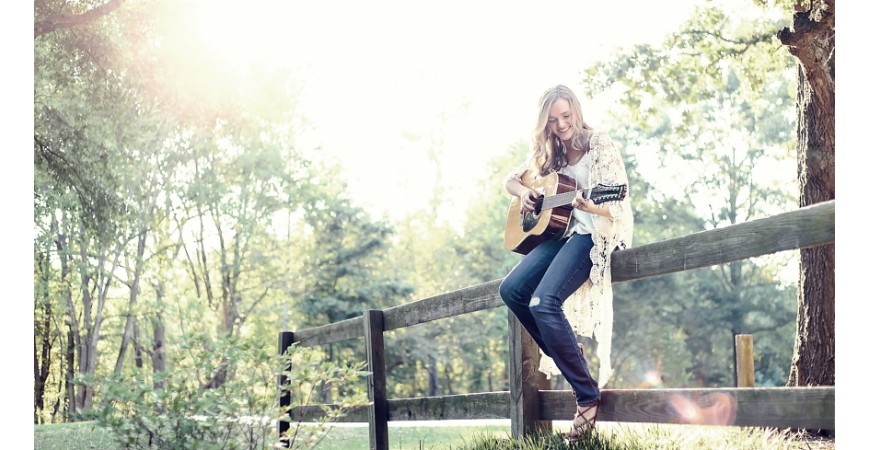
[499, 233, 599, 406]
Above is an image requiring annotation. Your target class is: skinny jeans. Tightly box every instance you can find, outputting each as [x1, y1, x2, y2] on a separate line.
[499, 232, 599, 406]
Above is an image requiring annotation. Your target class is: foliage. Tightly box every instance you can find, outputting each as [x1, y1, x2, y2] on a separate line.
[375, 139, 531, 398]
[296, 163, 415, 325]
[582, 2, 798, 388]
[76, 333, 368, 449]
[35, 421, 512, 450]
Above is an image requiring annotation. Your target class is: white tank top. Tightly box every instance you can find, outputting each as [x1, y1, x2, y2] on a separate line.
[560, 153, 594, 236]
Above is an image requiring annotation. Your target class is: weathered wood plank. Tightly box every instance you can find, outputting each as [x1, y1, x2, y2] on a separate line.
[291, 387, 833, 431]
[540, 387, 834, 430]
[288, 280, 503, 347]
[388, 392, 510, 421]
[735, 335, 755, 388]
[382, 279, 503, 331]
[277, 331, 294, 447]
[289, 392, 510, 422]
[291, 316, 365, 348]
[289, 404, 370, 422]
[610, 200, 834, 282]
[285, 201, 834, 347]
[364, 310, 388, 450]
[508, 313, 551, 437]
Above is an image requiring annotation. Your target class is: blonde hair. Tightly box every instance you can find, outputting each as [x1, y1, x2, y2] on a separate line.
[531, 85, 594, 175]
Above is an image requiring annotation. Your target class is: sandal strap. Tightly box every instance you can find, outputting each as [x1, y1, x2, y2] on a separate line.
[570, 401, 599, 438]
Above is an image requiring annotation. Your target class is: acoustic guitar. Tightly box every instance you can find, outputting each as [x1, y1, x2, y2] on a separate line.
[503, 170, 627, 254]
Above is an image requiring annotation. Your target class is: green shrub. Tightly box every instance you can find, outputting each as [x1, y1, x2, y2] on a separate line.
[77, 334, 368, 449]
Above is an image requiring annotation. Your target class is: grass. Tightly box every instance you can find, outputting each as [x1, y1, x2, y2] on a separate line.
[33, 420, 512, 450]
[449, 422, 836, 450]
[34, 420, 834, 450]
[34, 421, 119, 450]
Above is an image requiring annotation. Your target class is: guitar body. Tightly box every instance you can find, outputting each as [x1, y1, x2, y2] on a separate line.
[503, 171, 576, 255]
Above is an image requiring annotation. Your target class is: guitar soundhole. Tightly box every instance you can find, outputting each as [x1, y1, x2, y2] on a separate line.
[521, 196, 545, 232]
[521, 211, 539, 232]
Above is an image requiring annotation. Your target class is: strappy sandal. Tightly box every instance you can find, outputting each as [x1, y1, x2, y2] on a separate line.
[569, 400, 599, 440]
[566, 342, 599, 439]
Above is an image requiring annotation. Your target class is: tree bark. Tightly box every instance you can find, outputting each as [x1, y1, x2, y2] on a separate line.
[70, 221, 124, 414]
[115, 230, 148, 375]
[427, 354, 439, 397]
[34, 0, 127, 38]
[133, 321, 144, 369]
[151, 280, 167, 389]
[65, 328, 76, 420]
[777, 0, 835, 387]
[34, 249, 55, 424]
[54, 214, 79, 419]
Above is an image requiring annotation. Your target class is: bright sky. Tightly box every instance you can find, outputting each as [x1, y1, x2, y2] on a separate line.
[192, 0, 706, 221]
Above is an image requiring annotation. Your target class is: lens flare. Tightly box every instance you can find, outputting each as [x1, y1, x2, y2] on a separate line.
[668, 392, 737, 425]
[643, 370, 663, 386]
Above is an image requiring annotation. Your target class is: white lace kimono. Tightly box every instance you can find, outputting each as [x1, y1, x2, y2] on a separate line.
[504, 130, 634, 387]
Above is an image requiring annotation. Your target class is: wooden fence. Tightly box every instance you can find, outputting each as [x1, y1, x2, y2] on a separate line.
[278, 200, 835, 449]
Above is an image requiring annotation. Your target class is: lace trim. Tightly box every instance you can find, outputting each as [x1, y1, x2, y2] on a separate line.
[536, 131, 634, 387]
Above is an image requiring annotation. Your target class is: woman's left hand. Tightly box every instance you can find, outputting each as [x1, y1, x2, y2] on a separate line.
[572, 192, 596, 214]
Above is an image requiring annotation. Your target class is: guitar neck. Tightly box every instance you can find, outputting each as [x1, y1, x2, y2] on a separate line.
[541, 190, 581, 210]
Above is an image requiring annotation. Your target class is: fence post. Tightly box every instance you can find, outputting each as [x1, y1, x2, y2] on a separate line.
[364, 309, 388, 450]
[735, 334, 755, 387]
[277, 331, 294, 447]
[508, 312, 552, 438]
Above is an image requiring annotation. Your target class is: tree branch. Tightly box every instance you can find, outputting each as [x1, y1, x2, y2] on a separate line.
[35, 0, 127, 39]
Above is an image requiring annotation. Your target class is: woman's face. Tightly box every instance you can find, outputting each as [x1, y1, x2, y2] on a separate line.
[547, 98, 575, 142]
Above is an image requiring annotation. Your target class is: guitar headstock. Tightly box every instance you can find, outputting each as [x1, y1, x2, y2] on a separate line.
[586, 183, 627, 204]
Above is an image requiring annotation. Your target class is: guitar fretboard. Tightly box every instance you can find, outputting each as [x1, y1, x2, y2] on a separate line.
[541, 190, 582, 211]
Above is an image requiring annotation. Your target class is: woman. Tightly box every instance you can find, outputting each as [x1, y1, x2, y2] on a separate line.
[499, 84, 633, 438]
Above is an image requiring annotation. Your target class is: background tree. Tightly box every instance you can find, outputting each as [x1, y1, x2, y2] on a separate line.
[35, 0, 127, 38]
[34, 7, 154, 414]
[583, 3, 799, 387]
[293, 165, 415, 400]
[178, 121, 305, 388]
[33, 0, 316, 417]
[34, 0, 134, 233]
[776, 0, 835, 388]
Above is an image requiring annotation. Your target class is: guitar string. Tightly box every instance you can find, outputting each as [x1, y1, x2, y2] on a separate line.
[540, 187, 624, 211]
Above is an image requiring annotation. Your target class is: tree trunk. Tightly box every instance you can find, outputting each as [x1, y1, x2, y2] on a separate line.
[34, 249, 54, 424]
[133, 321, 144, 369]
[65, 328, 76, 420]
[75, 223, 96, 413]
[151, 280, 167, 389]
[115, 230, 148, 375]
[427, 354, 439, 397]
[54, 214, 80, 419]
[34, 317, 53, 424]
[778, 0, 835, 388]
[70, 221, 124, 414]
[52, 377, 63, 422]
[34, 0, 127, 38]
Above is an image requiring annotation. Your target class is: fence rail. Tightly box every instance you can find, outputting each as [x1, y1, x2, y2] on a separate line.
[287, 386, 834, 430]
[278, 200, 835, 449]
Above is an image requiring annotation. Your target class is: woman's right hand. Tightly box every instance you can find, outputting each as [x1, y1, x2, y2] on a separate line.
[519, 188, 539, 213]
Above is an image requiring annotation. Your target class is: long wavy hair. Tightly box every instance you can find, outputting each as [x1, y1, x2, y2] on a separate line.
[531, 85, 594, 175]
